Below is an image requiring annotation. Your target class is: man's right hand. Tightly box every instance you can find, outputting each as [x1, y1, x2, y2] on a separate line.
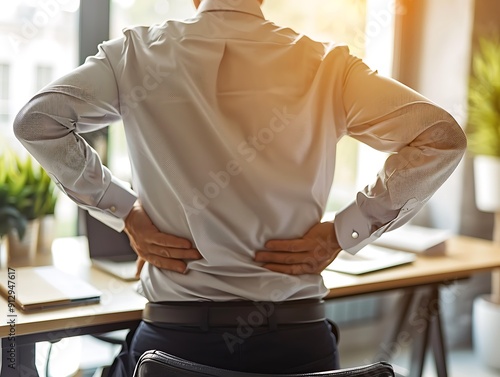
[124, 201, 202, 277]
[255, 221, 342, 275]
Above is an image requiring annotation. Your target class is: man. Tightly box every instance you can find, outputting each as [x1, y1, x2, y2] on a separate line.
[14, 0, 466, 375]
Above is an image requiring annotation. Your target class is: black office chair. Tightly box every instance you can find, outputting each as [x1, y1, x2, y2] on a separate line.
[133, 350, 395, 377]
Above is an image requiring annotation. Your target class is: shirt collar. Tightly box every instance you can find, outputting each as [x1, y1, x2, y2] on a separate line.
[197, 0, 264, 20]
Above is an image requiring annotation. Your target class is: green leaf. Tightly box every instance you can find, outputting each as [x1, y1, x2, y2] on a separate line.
[0, 206, 27, 240]
[0, 151, 59, 220]
[467, 36, 500, 157]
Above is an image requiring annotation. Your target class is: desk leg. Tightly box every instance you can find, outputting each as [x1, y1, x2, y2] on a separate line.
[377, 289, 415, 362]
[407, 285, 448, 377]
[1, 339, 39, 377]
[379, 285, 448, 377]
[408, 290, 431, 377]
[430, 288, 448, 377]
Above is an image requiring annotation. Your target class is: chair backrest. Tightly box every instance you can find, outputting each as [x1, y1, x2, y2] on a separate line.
[133, 350, 395, 377]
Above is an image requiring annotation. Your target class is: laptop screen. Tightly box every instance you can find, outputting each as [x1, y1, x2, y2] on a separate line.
[85, 211, 137, 261]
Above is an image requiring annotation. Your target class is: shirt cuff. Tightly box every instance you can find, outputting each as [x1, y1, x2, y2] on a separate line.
[334, 200, 374, 255]
[334, 196, 420, 255]
[90, 176, 138, 232]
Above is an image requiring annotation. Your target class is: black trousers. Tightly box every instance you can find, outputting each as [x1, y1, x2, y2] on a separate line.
[108, 319, 340, 376]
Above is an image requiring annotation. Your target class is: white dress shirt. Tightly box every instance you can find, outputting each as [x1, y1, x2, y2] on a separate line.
[14, 0, 466, 302]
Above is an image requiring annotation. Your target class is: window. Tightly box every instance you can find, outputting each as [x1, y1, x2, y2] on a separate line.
[1, 4, 81, 373]
[0, 1, 80, 237]
[354, 0, 396, 198]
[0, 1, 79, 151]
[0, 63, 9, 99]
[35, 64, 54, 91]
[0, 63, 10, 124]
[110, 0, 194, 36]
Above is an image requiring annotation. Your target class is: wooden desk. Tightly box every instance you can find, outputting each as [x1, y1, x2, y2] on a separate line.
[0, 237, 147, 377]
[323, 236, 500, 298]
[1, 236, 499, 377]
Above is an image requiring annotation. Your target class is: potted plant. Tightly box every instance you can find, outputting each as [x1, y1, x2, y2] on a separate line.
[467, 36, 500, 370]
[0, 183, 27, 267]
[0, 151, 58, 265]
[0, 154, 27, 266]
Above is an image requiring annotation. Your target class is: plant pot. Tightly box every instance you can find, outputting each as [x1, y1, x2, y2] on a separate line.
[472, 294, 500, 370]
[6, 219, 40, 267]
[473, 155, 500, 212]
[0, 237, 7, 268]
[38, 215, 56, 254]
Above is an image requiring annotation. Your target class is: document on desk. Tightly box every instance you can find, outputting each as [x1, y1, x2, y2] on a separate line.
[0, 266, 101, 311]
[326, 245, 417, 275]
[372, 224, 450, 256]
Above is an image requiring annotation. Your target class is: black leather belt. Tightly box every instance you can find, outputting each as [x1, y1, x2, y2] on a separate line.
[143, 299, 325, 329]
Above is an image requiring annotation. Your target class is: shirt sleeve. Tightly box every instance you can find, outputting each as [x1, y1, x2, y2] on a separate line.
[334, 50, 467, 254]
[13, 42, 137, 232]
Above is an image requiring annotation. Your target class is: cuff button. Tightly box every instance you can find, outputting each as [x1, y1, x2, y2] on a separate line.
[110, 206, 117, 213]
[351, 231, 359, 239]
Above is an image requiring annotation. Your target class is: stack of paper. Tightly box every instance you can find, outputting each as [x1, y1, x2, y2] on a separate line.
[372, 224, 450, 256]
[327, 245, 417, 275]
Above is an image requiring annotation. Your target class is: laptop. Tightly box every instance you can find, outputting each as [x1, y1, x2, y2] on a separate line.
[85, 211, 139, 281]
[0, 266, 101, 311]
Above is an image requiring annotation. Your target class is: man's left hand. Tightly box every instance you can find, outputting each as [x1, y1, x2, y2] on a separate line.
[254, 222, 342, 275]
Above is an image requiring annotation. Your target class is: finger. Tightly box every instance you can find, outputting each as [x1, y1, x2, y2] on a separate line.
[143, 245, 202, 260]
[166, 248, 203, 260]
[147, 257, 188, 274]
[147, 232, 193, 249]
[264, 239, 313, 252]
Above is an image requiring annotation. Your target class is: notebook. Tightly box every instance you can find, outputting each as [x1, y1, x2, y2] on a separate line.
[85, 211, 138, 281]
[326, 244, 417, 275]
[0, 266, 102, 311]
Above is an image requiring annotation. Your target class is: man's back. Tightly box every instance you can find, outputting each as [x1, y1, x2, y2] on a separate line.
[101, 2, 348, 301]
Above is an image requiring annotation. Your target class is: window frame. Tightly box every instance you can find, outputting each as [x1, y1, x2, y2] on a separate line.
[79, 0, 110, 65]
